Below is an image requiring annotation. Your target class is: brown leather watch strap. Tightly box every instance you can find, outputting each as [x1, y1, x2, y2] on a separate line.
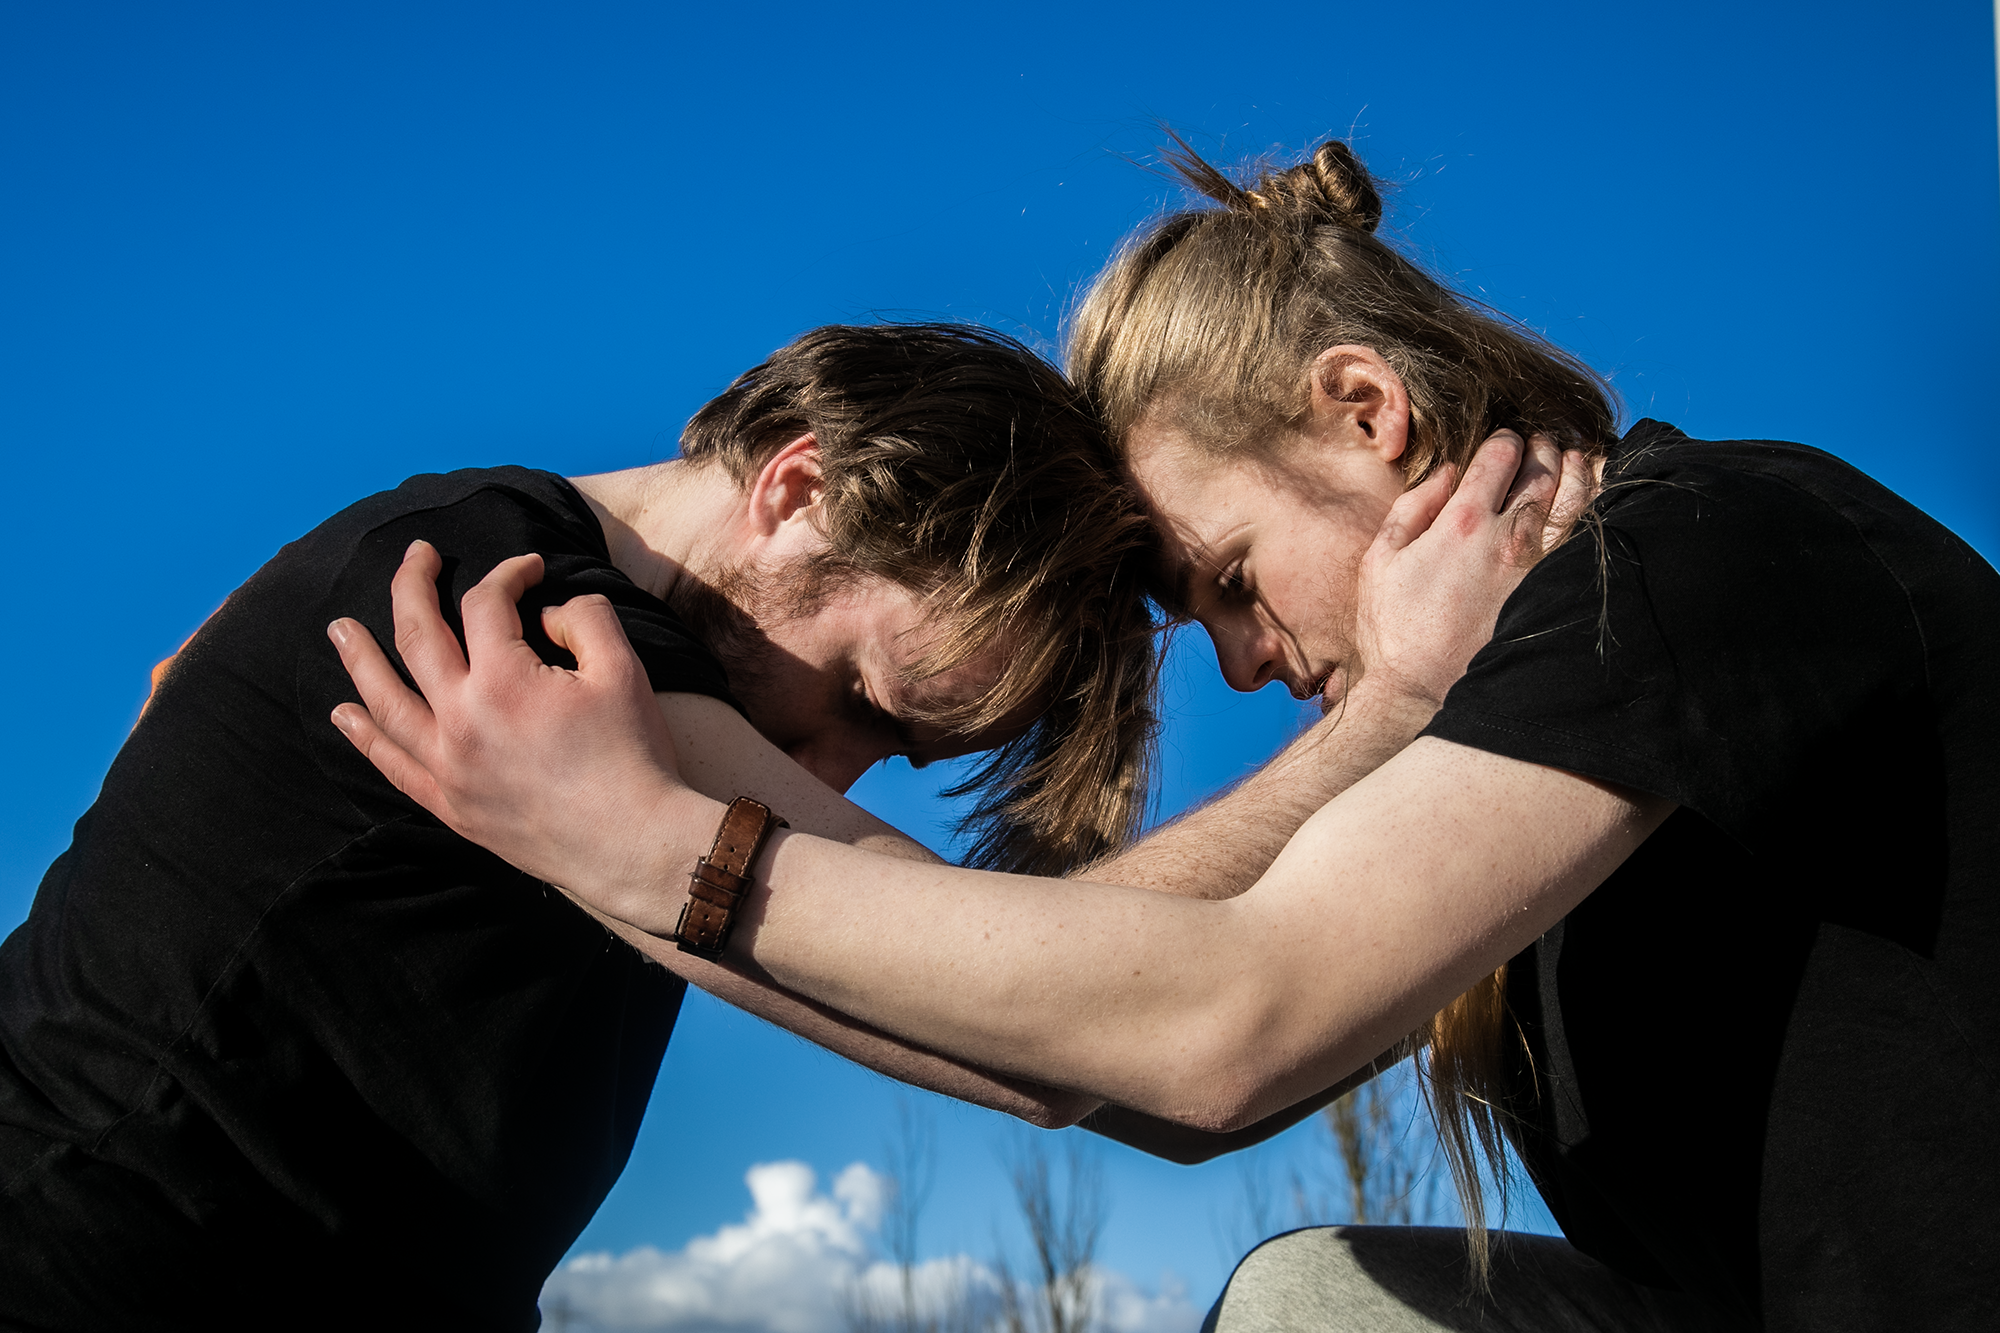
[669, 797, 787, 959]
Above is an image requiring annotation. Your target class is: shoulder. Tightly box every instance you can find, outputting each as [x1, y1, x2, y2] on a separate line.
[303, 466, 737, 694]
[250, 465, 622, 638]
[214, 467, 606, 619]
[1427, 422, 1948, 823]
[1588, 421, 1974, 567]
[1554, 422, 1998, 638]
[1595, 423, 1877, 538]
[316, 466, 606, 563]
[150, 467, 597, 690]
[1515, 423, 1939, 625]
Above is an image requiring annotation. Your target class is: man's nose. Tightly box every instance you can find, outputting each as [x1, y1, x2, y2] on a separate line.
[1206, 618, 1281, 694]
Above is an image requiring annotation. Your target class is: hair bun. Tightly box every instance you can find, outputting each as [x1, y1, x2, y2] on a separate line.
[1163, 133, 1384, 234]
[1249, 140, 1383, 233]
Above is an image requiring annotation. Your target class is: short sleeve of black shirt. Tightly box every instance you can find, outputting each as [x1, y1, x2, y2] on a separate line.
[0, 468, 739, 1331]
[1420, 423, 2000, 1331]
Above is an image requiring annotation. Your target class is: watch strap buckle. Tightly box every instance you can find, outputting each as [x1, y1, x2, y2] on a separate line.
[669, 797, 786, 960]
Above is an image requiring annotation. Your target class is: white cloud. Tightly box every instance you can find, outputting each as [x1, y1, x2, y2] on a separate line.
[541, 1161, 1200, 1333]
[1092, 1269, 1200, 1333]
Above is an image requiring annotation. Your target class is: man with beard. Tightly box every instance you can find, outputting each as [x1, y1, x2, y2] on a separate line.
[0, 324, 1163, 1329]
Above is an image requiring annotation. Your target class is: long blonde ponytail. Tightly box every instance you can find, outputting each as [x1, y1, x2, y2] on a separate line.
[1418, 968, 1528, 1283]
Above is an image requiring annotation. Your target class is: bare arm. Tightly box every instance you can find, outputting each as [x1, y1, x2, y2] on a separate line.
[337, 574, 1667, 1132]
[700, 740, 1672, 1130]
[654, 690, 946, 865]
[625, 689, 1096, 1127]
[324, 437, 1633, 1136]
[1081, 688, 1438, 897]
[1080, 1042, 1414, 1165]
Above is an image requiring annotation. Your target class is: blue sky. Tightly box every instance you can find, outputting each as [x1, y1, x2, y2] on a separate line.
[3, 0, 1996, 1323]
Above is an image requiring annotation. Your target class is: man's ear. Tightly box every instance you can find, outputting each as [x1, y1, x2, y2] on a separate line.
[1307, 346, 1410, 464]
[744, 434, 825, 538]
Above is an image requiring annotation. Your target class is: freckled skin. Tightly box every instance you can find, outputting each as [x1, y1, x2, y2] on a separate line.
[1125, 421, 1405, 700]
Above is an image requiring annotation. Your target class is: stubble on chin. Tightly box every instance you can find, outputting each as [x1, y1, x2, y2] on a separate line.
[663, 560, 777, 702]
[664, 553, 848, 707]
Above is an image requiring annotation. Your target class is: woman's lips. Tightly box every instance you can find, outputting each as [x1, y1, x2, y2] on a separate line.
[1292, 668, 1336, 702]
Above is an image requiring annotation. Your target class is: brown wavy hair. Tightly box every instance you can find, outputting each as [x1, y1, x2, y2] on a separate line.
[682, 323, 1162, 877]
[1067, 136, 1620, 1275]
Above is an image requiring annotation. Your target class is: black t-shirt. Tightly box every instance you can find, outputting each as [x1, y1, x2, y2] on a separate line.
[0, 468, 738, 1331]
[1423, 422, 2000, 1332]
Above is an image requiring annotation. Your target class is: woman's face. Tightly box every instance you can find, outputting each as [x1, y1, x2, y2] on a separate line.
[1126, 415, 1409, 704]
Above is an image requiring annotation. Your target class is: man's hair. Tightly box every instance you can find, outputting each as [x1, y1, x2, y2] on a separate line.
[681, 323, 1161, 877]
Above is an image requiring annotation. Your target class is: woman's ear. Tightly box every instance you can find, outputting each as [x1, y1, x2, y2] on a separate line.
[1307, 346, 1410, 464]
[744, 434, 825, 538]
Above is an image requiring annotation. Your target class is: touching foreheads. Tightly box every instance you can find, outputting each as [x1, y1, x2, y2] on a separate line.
[681, 323, 1164, 878]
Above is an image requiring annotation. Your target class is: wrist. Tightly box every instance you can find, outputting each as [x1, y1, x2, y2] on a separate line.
[599, 786, 727, 938]
[663, 786, 730, 856]
[666, 796, 788, 960]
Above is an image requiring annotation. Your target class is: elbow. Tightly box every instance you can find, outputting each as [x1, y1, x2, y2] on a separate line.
[1076, 1103, 1249, 1166]
[1110, 1088, 1270, 1163]
[1013, 1090, 1100, 1131]
[1032, 1096, 1096, 1128]
[1155, 1003, 1296, 1135]
[1174, 1092, 1266, 1137]
[1159, 1059, 1280, 1137]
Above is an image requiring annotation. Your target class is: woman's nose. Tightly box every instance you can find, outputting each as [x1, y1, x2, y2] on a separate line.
[1207, 617, 1280, 694]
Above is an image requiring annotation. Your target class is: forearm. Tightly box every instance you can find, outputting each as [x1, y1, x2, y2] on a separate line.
[583, 906, 1099, 1128]
[610, 785, 1359, 1129]
[656, 684, 1430, 1126]
[1081, 681, 1437, 898]
[642, 690, 1098, 1125]
[692, 743, 1662, 1132]
[657, 691, 942, 863]
[717, 826, 1294, 1130]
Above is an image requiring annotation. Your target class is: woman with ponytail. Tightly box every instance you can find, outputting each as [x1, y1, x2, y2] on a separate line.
[326, 139, 2000, 1333]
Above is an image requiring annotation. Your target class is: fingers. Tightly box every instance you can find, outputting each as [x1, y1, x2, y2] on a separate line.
[390, 541, 469, 695]
[1449, 428, 1526, 515]
[459, 553, 548, 669]
[1374, 462, 1458, 553]
[1542, 449, 1595, 551]
[329, 616, 438, 745]
[1501, 432, 1563, 516]
[1446, 430, 1592, 566]
[541, 595, 644, 689]
[1496, 433, 1563, 567]
[327, 699, 450, 816]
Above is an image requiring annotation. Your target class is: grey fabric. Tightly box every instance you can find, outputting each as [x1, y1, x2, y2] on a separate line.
[1202, 1228, 1733, 1333]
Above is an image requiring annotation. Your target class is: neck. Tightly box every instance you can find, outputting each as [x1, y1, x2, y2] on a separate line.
[566, 460, 745, 602]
